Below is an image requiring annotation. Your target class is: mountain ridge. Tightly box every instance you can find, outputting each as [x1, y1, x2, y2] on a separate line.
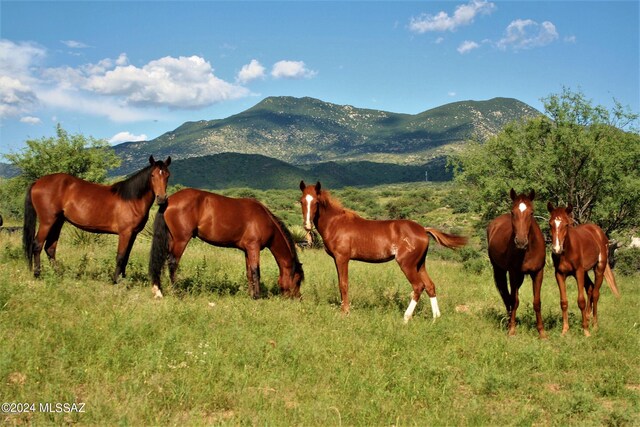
[112, 96, 539, 175]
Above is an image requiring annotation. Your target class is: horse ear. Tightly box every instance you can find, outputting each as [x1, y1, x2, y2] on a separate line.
[149, 155, 155, 165]
[165, 156, 171, 166]
[510, 188, 517, 201]
[315, 181, 322, 193]
[529, 189, 535, 201]
[299, 180, 306, 192]
[547, 202, 554, 213]
[566, 203, 573, 214]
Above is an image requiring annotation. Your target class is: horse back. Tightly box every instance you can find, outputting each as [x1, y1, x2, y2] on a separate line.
[166, 188, 273, 247]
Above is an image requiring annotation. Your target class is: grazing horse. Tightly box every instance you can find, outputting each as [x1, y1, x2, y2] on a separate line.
[547, 203, 620, 336]
[149, 188, 304, 299]
[23, 156, 171, 282]
[299, 181, 467, 322]
[487, 189, 546, 337]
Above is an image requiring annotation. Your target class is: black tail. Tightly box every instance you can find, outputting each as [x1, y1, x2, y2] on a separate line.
[23, 184, 37, 270]
[149, 206, 170, 286]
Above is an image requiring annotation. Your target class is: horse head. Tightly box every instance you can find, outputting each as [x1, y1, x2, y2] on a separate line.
[149, 155, 172, 205]
[280, 261, 304, 299]
[509, 188, 536, 250]
[299, 180, 322, 231]
[547, 202, 573, 255]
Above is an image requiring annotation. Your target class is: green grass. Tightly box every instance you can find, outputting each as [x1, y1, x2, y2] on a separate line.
[1, 226, 638, 426]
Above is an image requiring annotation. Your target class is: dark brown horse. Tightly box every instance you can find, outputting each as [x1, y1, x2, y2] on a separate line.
[149, 188, 304, 299]
[547, 203, 620, 336]
[487, 189, 546, 337]
[299, 181, 467, 322]
[23, 156, 171, 282]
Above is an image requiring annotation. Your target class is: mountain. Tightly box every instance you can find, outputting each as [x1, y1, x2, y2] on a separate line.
[169, 152, 450, 190]
[112, 96, 539, 175]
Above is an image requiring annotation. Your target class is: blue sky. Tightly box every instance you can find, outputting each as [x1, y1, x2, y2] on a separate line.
[1, 1, 638, 155]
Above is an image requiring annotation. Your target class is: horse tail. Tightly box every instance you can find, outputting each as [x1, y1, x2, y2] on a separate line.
[424, 227, 468, 249]
[23, 184, 37, 269]
[604, 263, 620, 298]
[149, 206, 170, 286]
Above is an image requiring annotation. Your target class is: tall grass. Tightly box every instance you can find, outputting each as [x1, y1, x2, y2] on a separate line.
[1, 226, 638, 426]
[1, 182, 637, 424]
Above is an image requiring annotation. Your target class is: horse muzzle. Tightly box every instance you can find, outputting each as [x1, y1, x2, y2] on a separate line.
[514, 237, 529, 250]
[156, 194, 168, 205]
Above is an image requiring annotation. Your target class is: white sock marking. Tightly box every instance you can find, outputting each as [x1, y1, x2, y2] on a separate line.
[430, 297, 441, 319]
[518, 202, 527, 212]
[403, 299, 418, 323]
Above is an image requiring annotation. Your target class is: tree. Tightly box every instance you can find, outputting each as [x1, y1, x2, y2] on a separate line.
[4, 124, 121, 183]
[450, 88, 640, 235]
[0, 125, 121, 221]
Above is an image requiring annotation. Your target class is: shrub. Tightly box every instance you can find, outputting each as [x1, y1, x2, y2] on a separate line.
[614, 247, 640, 276]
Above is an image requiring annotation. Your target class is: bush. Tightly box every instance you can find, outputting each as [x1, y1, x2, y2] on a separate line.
[615, 247, 640, 276]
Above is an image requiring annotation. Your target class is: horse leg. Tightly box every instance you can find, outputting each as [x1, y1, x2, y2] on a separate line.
[507, 271, 524, 336]
[244, 245, 261, 299]
[575, 268, 591, 336]
[555, 271, 570, 335]
[119, 231, 138, 279]
[530, 269, 546, 339]
[44, 215, 64, 272]
[591, 264, 605, 332]
[113, 231, 133, 284]
[33, 218, 56, 278]
[333, 256, 350, 314]
[491, 265, 511, 317]
[168, 237, 191, 284]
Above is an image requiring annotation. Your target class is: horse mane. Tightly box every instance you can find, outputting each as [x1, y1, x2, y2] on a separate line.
[318, 190, 359, 219]
[110, 165, 153, 200]
[260, 203, 304, 281]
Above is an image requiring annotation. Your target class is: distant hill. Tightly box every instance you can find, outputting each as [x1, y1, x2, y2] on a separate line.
[113, 96, 539, 176]
[0, 163, 19, 179]
[169, 152, 450, 190]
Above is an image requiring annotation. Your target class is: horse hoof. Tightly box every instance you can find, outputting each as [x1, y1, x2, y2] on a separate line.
[152, 285, 163, 299]
[538, 331, 548, 340]
[583, 329, 591, 337]
[403, 315, 411, 324]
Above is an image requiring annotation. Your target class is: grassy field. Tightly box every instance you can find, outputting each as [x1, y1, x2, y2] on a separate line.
[1, 223, 638, 426]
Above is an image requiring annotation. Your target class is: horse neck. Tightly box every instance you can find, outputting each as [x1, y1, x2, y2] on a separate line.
[267, 220, 296, 276]
[315, 197, 345, 236]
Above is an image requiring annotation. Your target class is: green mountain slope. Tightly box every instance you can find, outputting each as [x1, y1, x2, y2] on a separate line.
[113, 96, 539, 175]
[169, 152, 450, 190]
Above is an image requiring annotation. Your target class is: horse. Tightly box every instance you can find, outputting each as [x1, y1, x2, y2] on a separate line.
[487, 189, 546, 337]
[547, 203, 620, 336]
[149, 188, 304, 299]
[299, 181, 467, 322]
[23, 156, 171, 282]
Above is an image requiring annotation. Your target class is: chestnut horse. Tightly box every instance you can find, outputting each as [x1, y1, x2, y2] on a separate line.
[149, 188, 304, 299]
[23, 156, 171, 282]
[547, 203, 620, 336]
[299, 181, 467, 322]
[487, 189, 546, 337]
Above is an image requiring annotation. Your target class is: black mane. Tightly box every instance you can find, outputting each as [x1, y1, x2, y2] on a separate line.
[110, 165, 153, 200]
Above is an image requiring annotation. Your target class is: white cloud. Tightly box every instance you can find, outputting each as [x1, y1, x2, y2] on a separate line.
[0, 75, 39, 117]
[435, 37, 445, 44]
[237, 59, 266, 84]
[409, 0, 495, 33]
[271, 60, 317, 79]
[20, 116, 41, 125]
[448, 91, 457, 97]
[85, 55, 249, 108]
[109, 131, 148, 145]
[564, 35, 577, 44]
[61, 40, 90, 49]
[497, 19, 559, 51]
[457, 40, 480, 54]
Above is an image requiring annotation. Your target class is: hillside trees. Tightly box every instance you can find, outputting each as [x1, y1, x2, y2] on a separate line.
[0, 124, 121, 220]
[451, 88, 640, 234]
